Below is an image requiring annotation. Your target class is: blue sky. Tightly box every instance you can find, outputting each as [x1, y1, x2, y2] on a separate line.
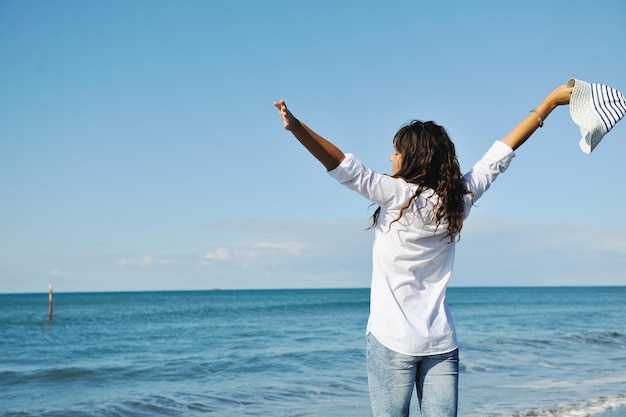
[1, 0, 625, 293]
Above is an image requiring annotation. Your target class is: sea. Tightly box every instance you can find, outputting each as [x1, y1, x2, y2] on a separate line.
[1, 287, 625, 417]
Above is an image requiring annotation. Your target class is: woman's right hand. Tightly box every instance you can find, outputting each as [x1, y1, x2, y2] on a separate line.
[274, 99, 297, 131]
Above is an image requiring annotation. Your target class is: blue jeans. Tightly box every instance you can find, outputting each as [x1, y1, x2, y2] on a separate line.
[366, 333, 459, 417]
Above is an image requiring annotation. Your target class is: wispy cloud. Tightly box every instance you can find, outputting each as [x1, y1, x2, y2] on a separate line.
[117, 256, 177, 268]
[192, 220, 373, 288]
[455, 213, 626, 286]
[252, 240, 308, 255]
[2, 217, 624, 293]
[203, 249, 230, 260]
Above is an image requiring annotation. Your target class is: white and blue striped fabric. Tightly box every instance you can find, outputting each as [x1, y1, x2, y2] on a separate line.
[568, 78, 625, 154]
[591, 82, 626, 134]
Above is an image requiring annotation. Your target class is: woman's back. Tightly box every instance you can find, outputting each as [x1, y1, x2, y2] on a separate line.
[328, 141, 516, 355]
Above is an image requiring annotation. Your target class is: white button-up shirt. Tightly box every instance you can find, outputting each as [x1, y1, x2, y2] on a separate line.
[328, 141, 515, 355]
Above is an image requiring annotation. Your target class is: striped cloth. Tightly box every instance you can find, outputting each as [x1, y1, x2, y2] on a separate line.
[592, 82, 626, 133]
[568, 78, 626, 154]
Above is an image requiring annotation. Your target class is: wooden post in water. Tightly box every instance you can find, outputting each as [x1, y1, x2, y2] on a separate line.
[48, 282, 53, 320]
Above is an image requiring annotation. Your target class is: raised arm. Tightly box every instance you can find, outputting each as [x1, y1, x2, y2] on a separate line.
[274, 100, 346, 171]
[501, 85, 573, 150]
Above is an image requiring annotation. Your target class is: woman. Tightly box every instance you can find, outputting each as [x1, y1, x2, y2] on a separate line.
[274, 84, 572, 417]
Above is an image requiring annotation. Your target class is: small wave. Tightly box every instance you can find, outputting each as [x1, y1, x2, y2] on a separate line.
[2, 367, 99, 386]
[553, 331, 625, 348]
[494, 331, 625, 350]
[460, 362, 495, 373]
[502, 394, 626, 417]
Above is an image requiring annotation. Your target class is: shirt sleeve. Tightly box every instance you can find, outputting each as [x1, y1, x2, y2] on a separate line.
[463, 141, 515, 204]
[329, 142, 514, 209]
[327, 153, 414, 209]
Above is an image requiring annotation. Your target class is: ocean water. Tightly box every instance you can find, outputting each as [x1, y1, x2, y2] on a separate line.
[1, 287, 625, 417]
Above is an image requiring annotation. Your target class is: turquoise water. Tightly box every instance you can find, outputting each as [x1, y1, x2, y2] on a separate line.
[1, 287, 625, 416]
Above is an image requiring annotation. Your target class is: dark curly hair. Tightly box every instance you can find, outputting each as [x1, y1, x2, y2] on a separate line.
[370, 120, 472, 242]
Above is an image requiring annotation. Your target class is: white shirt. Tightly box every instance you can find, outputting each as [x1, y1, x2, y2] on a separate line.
[328, 141, 515, 355]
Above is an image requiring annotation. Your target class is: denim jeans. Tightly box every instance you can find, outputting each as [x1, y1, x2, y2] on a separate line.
[366, 333, 459, 417]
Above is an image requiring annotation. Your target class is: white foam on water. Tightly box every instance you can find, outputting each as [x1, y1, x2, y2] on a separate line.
[501, 394, 626, 417]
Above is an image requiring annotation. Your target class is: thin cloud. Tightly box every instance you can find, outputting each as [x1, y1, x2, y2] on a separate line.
[252, 240, 309, 256]
[3, 217, 623, 293]
[117, 256, 177, 268]
[455, 213, 626, 286]
[203, 249, 230, 260]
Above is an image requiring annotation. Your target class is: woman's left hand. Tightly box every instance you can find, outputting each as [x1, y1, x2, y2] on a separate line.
[548, 85, 574, 107]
